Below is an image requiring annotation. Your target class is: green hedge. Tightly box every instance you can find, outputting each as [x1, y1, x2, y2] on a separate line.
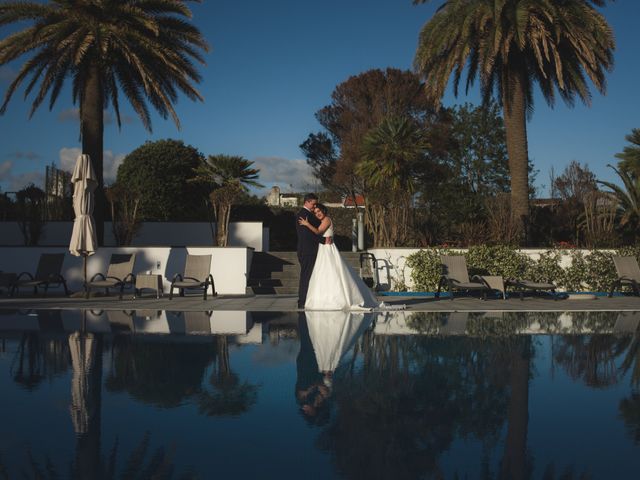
[405, 245, 640, 292]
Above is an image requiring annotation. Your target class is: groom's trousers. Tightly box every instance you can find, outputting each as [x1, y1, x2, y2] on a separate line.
[298, 253, 317, 308]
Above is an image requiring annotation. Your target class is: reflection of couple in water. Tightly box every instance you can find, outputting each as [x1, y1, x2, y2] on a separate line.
[295, 311, 373, 423]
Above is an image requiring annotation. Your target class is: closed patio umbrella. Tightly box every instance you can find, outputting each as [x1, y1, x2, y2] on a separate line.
[69, 330, 97, 434]
[69, 154, 97, 293]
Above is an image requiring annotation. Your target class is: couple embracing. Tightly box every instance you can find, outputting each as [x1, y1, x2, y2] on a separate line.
[295, 193, 378, 311]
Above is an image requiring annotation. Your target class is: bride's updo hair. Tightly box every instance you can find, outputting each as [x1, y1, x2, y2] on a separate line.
[315, 203, 328, 215]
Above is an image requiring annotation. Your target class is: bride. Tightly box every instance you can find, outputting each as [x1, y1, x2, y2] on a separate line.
[298, 204, 378, 310]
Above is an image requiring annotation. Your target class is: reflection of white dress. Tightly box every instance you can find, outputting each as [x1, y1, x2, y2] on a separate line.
[305, 222, 378, 311]
[306, 311, 373, 372]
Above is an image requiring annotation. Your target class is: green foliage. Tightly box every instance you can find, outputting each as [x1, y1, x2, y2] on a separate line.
[116, 139, 208, 221]
[598, 166, 640, 235]
[360, 116, 428, 193]
[406, 245, 640, 292]
[524, 250, 565, 284]
[464, 245, 531, 279]
[405, 247, 452, 291]
[193, 155, 263, 191]
[615, 128, 640, 178]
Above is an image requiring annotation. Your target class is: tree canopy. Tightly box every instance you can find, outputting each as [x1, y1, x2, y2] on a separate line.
[116, 139, 207, 221]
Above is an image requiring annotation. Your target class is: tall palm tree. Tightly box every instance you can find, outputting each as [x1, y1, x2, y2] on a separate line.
[0, 0, 209, 244]
[192, 155, 263, 246]
[413, 0, 615, 241]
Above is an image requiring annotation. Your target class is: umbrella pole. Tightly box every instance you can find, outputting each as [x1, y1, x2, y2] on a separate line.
[83, 255, 88, 298]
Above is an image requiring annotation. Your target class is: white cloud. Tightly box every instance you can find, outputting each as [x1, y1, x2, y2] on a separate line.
[0, 160, 45, 192]
[57, 108, 80, 123]
[0, 160, 13, 179]
[59, 147, 127, 184]
[251, 156, 317, 194]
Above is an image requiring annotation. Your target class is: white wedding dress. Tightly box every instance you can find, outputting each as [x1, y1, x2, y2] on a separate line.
[305, 311, 373, 371]
[304, 222, 379, 311]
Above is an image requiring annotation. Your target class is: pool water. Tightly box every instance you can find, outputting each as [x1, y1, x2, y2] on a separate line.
[1, 309, 639, 479]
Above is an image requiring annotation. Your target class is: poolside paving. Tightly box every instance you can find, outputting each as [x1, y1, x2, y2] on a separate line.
[2, 292, 640, 312]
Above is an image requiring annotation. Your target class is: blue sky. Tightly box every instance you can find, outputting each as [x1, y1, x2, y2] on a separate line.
[0, 0, 638, 196]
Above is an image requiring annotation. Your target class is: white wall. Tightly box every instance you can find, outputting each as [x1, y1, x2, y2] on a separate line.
[0, 245, 252, 295]
[0, 221, 267, 252]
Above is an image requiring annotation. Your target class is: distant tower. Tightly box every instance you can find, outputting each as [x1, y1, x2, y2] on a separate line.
[265, 186, 281, 206]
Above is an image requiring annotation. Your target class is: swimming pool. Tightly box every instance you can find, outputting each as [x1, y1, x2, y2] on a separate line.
[1, 309, 639, 478]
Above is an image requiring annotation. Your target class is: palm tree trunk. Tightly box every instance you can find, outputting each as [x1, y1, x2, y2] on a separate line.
[502, 71, 530, 244]
[81, 62, 105, 246]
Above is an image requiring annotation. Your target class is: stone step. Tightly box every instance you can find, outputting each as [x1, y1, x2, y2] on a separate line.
[250, 286, 299, 295]
[248, 277, 299, 288]
[248, 251, 374, 295]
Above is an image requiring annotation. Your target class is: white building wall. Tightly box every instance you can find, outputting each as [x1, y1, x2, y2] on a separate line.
[0, 245, 252, 295]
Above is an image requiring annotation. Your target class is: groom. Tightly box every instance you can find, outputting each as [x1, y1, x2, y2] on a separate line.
[296, 193, 329, 308]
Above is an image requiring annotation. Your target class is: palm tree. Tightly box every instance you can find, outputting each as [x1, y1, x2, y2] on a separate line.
[192, 155, 263, 246]
[598, 165, 640, 242]
[359, 116, 428, 246]
[360, 116, 427, 193]
[0, 0, 209, 244]
[413, 0, 615, 241]
[615, 128, 640, 178]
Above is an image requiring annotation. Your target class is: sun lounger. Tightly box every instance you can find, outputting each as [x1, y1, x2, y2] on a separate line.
[436, 255, 491, 300]
[86, 253, 136, 300]
[609, 256, 640, 297]
[11, 253, 69, 297]
[169, 254, 216, 300]
[505, 278, 557, 300]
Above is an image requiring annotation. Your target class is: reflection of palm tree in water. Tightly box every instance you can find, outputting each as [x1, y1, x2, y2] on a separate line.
[11, 332, 69, 389]
[196, 335, 259, 416]
[499, 336, 531, 480]
[310, 328, 535, 479]
[553, 335, 624, 388]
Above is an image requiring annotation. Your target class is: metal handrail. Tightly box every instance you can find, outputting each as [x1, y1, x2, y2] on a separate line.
[359, 252, 379, 290]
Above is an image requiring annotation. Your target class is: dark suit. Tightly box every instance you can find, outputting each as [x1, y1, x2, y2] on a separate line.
[296, 207, 324, 308]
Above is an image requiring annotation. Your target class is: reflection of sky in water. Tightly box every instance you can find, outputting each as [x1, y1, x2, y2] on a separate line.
[0, 309, 640, 478]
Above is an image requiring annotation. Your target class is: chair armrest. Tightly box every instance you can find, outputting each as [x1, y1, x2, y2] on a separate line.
[123, 273, 135, 284]
[470, 275, 491, 288]
[442, 274, 463, 286]
[89, 273, 106, 282]
[171, 273, 183, 283]
[16, 272, 34, 282]
[183, 276, 201, 283]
